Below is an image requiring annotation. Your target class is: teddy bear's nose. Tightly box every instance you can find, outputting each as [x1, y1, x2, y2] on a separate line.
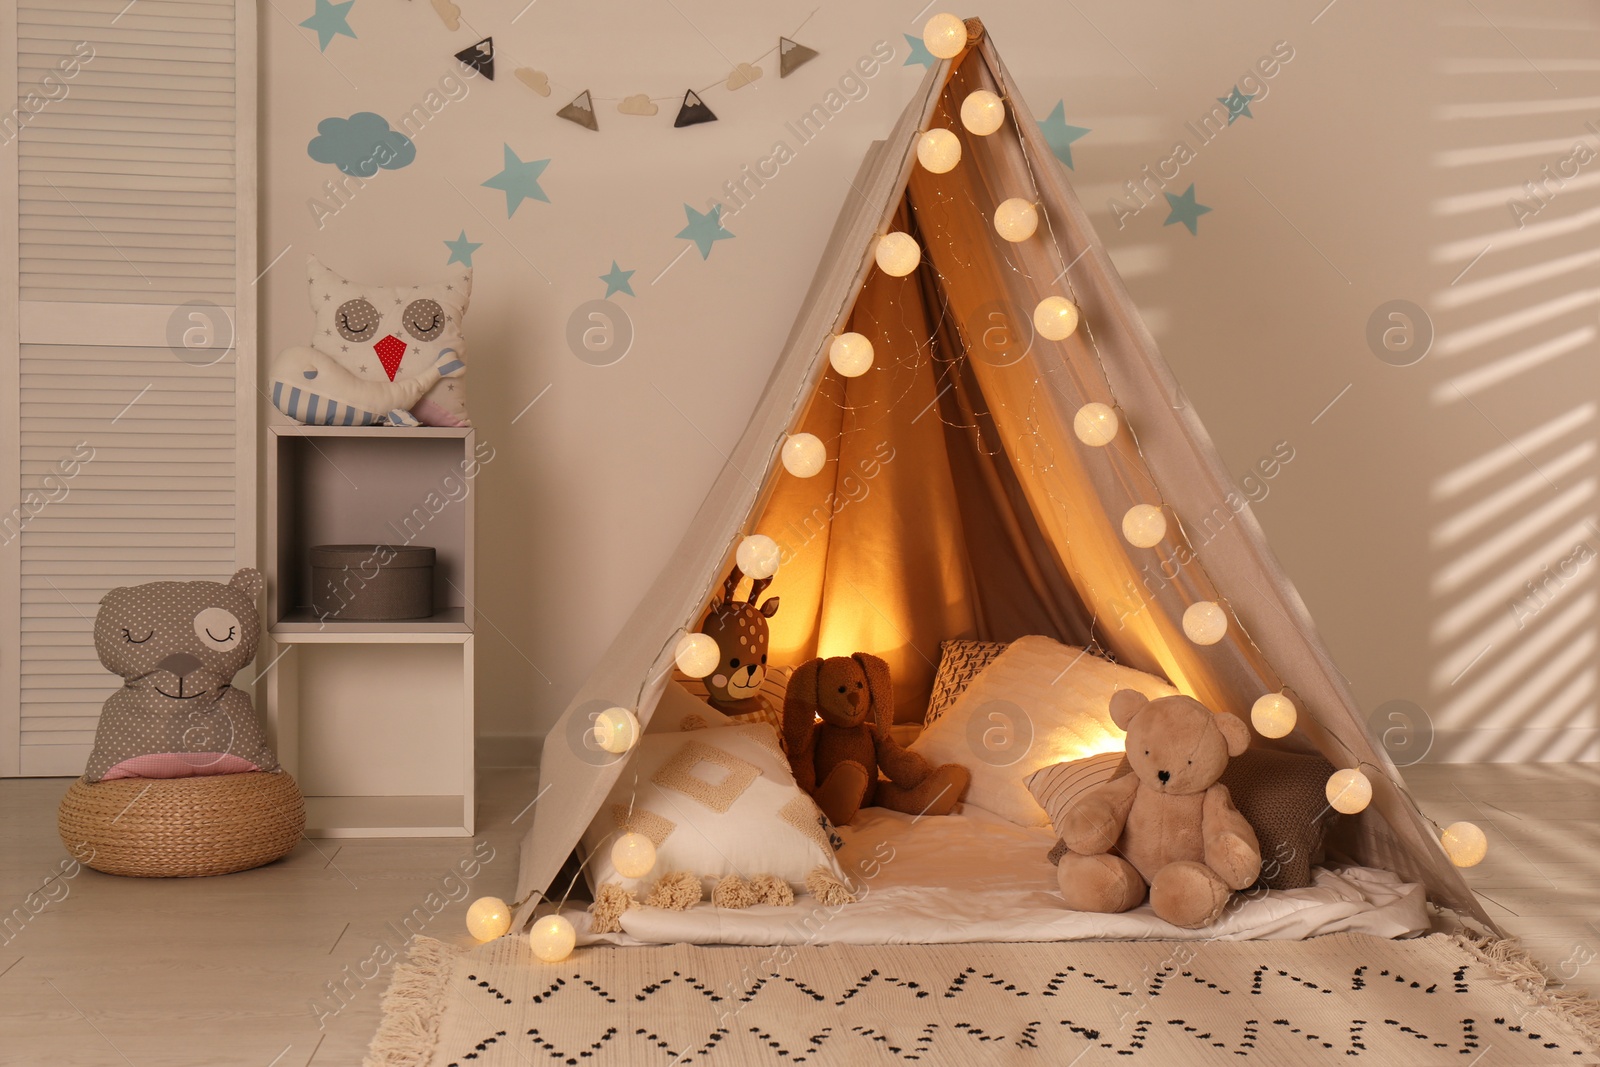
[1157, 769, 1171, 784]
[157, 652, 204, 679]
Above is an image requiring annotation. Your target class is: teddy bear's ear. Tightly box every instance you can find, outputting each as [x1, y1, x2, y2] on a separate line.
[1213, 711, 1252, 758]
[1108, 688, 1150, 731]
[229, 567, 264, 602]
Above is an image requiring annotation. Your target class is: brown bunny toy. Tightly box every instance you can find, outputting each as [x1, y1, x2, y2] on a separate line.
[783, 653, 971, 826]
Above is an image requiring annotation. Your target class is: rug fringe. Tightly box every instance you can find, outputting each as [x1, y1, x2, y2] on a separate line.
[1452, 933, 1600, 1054]
[363, 935, 459, 1067]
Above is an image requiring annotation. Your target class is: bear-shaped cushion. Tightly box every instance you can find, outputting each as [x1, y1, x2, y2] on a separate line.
[83, 568, 281, 783]
[1054, 690, 1261, 929]
[268, 255, 470, 428]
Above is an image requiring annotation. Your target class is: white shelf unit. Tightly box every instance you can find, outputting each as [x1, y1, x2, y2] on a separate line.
[264, 425, 476, 836]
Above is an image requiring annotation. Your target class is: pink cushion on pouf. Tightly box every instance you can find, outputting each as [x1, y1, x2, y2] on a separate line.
[100, 753, 261, 780]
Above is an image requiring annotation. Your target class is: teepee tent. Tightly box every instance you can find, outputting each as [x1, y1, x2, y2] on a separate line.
[515, 19, 1494, 933]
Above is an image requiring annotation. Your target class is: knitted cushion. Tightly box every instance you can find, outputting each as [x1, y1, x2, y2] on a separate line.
[1218, 748, 1339, 890]
[924, 639, 1008, 726]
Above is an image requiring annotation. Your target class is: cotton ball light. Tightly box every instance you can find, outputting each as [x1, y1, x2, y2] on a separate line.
[735, 533, 781, 579]
[528, 915, 576, 963]
[828, 332, 875, 378]
[781, 433, 826, 477]
[1073, 403, 1118, 446]
[960, 90, 1005, 136]
[1034, 296, 1080, 340]
[993, 198, 1039, 242]
[917, 128, 961, 173]
[1121, 504, 1166, 548]
[875, 232, 921, 277]
[1440, 821, 1488, 868]
[1250, 693, 1297, 739]
[1182, 601, 1229, 645]
[591, 706, 639, 755]
[611, 832, 657, 879]
[921, 13, 967, 59]
[465, 897, 511, 941]
[1325, 768, 1372, 814]
[674, 632, 719, 678]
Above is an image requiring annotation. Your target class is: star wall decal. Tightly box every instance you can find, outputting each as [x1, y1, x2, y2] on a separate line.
[299, 0, 356, 51]
[676, 204, 734, 259]
[482, 145, 550, 216]
[599, 261, 636, 297]
[902, 33, 937, 69]
[444, 230, 482, 267]
[1163, 184, 1212, 235]
[1038, 101, 1091, 169]
[1219, 86, 1255, 124]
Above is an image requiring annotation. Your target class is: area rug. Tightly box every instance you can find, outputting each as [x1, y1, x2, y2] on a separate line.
[366, 932, 1600, 1066]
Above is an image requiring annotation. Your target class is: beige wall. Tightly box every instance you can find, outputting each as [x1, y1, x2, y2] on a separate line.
[261, 0, 1599, 762]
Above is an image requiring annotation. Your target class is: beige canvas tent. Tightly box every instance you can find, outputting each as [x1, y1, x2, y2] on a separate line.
[515, 19, 1494, 933]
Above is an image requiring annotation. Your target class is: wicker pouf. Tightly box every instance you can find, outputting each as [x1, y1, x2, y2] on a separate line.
[58, 772, 306, 878]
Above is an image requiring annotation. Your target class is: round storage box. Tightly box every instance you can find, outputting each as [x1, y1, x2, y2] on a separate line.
[58, 772, 306, 878]
[310, 543, 435, 621]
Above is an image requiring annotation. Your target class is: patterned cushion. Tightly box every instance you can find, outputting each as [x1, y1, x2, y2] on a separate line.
[924, 640, 1008, 726]
[1025, 751, 1130, 835]
[1218, 748, 1339, 890]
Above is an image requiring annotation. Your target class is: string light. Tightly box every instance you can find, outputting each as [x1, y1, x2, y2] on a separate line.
[528, 915, 577, 963]
[916, 128, 961, 173]
[1326, 768, 1372, 814]
[828, 332, 875, 378]
[735, 533, 781, 579]
[591, 707, 640, 755]
[1250, 693, 1297, 738]
[921, 13, 967, 59]
[875, 232, 921, 276]
[465, 896, 512, 941]
[1182, 601, 1228, 645]
[1034, 296, 1080, 340]
[993, 198, 1039, 242]
[960, 90, 1005, 135]
[1121, 504, 1166, 548]
[781, 433, 826, 477]
[1073, 403, 1117, 446]
[1440, 821, 1488, 867]
[611, 832, 657, 879]
[674, 631, 719, 677]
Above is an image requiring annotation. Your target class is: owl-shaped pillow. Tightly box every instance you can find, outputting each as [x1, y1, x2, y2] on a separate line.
[269, 256, 471, 427]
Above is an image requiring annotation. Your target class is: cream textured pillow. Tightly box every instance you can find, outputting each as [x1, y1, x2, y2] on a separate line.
[581, 723, 847, 897]
[908, 635, 1176, 826]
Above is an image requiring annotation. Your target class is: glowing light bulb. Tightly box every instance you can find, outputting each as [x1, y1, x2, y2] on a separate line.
[781, 433, 826, 477]
[993, 198, 1039, 242]
[675, 632, 719, 678]
[1034, 296, 1080, 340]
[465, 896, 511, 941]
[1183, 601, 1229, 645]
[735, 534, 781, 579]
[1325, 768, 1372, 814]
[1121, 504, 1166, 548]
[611, 832, 657, 879]
[1073, 402, 1118, 446]
[917, 128, 961, 173]
[591, 706, 640, 755]
[960, 90, 1005, 136]
[875, 232, 921, 277]
[921, 13, 967, 59]
[1440, 821, 1488, 867]
[528, 914, 576, 963]
[1250, 693, 1297, 739]
[828, 332, 875, 378]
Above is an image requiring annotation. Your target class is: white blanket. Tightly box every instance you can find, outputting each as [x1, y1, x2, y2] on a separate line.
[566, 805, 1429, 947]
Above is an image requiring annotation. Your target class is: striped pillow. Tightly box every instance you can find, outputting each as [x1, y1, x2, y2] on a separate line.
[675, 666, 790, 738]
[1024, 751, 1130, 850]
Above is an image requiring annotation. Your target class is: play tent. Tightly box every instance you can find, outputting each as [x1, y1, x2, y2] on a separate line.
[515, 19, 1493, 933]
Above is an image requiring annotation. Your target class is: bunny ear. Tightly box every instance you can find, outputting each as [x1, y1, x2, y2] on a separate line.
[1108, 688, 1150, 731]
[782, 658, 822, 752]
[851, 653, 894, 731]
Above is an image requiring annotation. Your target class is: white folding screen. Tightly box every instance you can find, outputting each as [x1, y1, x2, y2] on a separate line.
[1, 0, 256, 776]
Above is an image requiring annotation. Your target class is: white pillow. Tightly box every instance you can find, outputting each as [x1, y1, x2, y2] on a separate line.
[645, 680, 734, 734]
[581, 722, 847, 896]
[908, 635, 1176, 827]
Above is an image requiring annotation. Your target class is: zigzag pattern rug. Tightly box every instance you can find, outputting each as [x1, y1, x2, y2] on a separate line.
[365, 932, 1599, 1066]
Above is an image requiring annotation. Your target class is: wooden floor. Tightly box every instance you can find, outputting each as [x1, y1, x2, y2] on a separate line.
[1, 763, 1595, 1066]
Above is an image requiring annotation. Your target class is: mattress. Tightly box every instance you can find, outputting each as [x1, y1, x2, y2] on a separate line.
[563, 804, 1429, 947]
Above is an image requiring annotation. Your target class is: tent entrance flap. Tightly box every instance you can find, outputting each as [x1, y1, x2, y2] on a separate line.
[515, 19, 1495, 935]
